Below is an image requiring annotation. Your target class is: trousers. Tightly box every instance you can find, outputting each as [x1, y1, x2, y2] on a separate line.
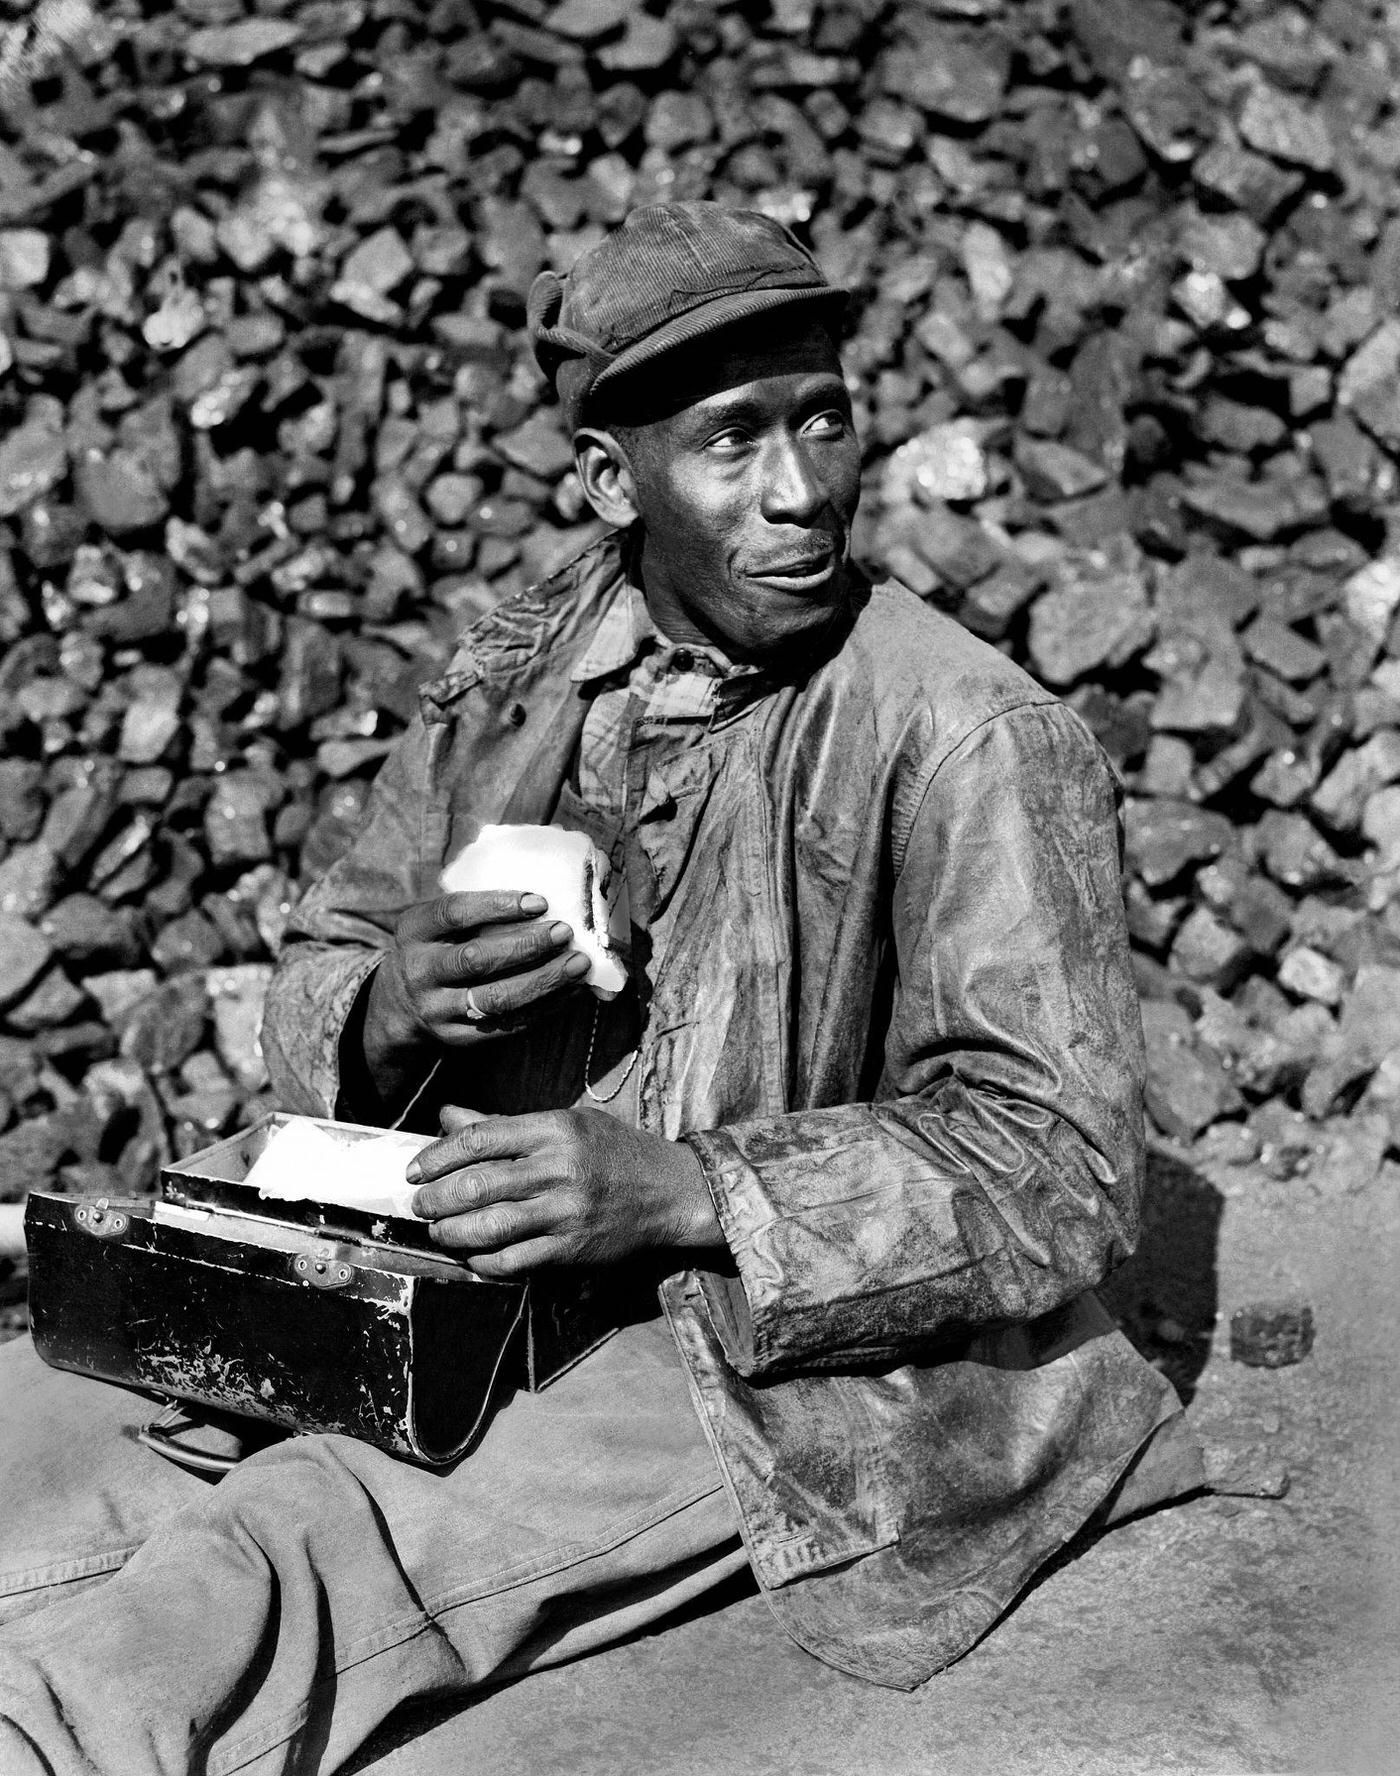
[0, 1321, 745, 1776]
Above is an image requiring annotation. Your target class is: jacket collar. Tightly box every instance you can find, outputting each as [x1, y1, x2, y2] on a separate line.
[421, 525, 870, 717]
[567, 572, 765, 690]
[569, 573, 657, 685]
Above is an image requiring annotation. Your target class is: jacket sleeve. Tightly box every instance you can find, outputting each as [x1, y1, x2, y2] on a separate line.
[261, 710, 439, 1121]
[684, 701, 1147, 1381]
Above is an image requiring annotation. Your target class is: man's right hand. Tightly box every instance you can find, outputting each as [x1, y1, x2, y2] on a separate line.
[362, 890, 592, 1082]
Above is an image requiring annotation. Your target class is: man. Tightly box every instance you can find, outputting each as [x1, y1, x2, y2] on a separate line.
[0, 202, 1201, 1774]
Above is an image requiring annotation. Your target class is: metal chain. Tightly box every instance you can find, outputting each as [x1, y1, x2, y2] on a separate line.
[583, 998, 639, 1104]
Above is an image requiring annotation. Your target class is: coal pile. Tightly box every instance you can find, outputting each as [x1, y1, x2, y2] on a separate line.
[2, 0, 1399, 1318]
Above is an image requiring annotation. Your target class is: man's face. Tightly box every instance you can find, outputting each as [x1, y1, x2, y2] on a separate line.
[594, 319, 861, 663]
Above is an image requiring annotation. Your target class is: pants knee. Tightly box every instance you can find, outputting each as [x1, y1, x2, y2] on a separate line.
[198, 1436, 374, 1569]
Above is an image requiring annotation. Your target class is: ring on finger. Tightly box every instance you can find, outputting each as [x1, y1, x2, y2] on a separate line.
[462, 986, 525, 1034]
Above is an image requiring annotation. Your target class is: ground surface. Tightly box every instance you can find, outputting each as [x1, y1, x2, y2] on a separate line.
[350, 1154, 1400, 1776]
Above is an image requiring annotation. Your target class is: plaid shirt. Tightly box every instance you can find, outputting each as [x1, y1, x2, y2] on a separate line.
[570, 573, 766, 832]
[560, 576, 767, 1108]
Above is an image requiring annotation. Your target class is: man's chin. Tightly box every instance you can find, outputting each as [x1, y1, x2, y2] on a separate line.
[726, 579, 851, 664]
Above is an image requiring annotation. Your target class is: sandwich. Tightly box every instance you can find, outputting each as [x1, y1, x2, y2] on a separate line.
[439, 824, 627, 1001]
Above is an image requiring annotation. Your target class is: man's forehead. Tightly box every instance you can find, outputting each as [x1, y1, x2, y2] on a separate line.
[593, 316, 843, 433]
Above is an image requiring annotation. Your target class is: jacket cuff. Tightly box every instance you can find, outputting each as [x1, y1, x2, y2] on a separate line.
[330, 960, 443, 1129]
[261, 945, 382, 1121]
[682, 1126, 775, 1376]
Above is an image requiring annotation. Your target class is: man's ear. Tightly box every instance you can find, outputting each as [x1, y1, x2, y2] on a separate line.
[573, 429, 641, 529]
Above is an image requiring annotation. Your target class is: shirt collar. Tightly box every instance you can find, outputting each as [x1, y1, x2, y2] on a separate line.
[571, 574, 655, 685]
[570, 571, 762, 687]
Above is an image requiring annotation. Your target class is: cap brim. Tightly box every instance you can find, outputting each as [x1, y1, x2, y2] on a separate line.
[588, 284, 848, 408]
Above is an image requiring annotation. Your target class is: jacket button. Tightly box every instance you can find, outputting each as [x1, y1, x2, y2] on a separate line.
[507, 702, 527, 726]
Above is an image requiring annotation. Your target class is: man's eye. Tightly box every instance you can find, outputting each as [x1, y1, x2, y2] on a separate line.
[804, 410, 847, 437]
[705, 428, 751, 452]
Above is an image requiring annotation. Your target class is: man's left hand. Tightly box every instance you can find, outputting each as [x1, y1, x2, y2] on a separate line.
[408, 1106, 722, 1276]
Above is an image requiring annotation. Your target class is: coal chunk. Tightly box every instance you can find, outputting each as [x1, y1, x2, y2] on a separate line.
[1229, 1301, 1315, 1369]
[0, 916, 53, 1011]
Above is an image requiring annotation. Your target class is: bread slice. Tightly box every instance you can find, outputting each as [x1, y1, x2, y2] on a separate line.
[440, 824, 628, 1001]
[244, 1120, 431, 1220]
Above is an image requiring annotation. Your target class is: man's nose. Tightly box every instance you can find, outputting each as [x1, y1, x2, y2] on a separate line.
[760, 433, 826, 526]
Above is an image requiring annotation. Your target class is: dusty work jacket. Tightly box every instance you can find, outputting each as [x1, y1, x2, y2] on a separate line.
[262, 532, 1183, 1689]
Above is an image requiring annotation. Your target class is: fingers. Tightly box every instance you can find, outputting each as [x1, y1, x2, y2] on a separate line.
[413, 1156, 533, 1220]
[409, 1112, 566, 1188]
[465, 1236, 569, 1280]
[429, 1193, 564, 1258]
[411, 1113, 588, 1264]
[398, 891, 546, 944]
[427, 919, 575, 990]
[439, 950, 590, 1028]
[391, 900, 590, 1045]
[411, 1128, 572, 1260]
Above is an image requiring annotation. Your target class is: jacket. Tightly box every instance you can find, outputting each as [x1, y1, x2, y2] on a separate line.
[262, 531, 1184, 1688]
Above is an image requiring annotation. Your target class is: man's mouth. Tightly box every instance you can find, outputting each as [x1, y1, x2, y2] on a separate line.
[747, 548, 839, 591]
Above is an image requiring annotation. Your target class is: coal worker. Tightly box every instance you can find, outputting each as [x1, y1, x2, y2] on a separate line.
[0, 202, 1203, 1774]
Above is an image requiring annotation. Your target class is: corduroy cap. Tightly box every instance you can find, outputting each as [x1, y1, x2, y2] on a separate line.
[528, 201, 847, 433]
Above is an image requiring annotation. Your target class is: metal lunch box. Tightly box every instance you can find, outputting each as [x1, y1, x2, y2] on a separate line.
[25, 1112, 619, 1466]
